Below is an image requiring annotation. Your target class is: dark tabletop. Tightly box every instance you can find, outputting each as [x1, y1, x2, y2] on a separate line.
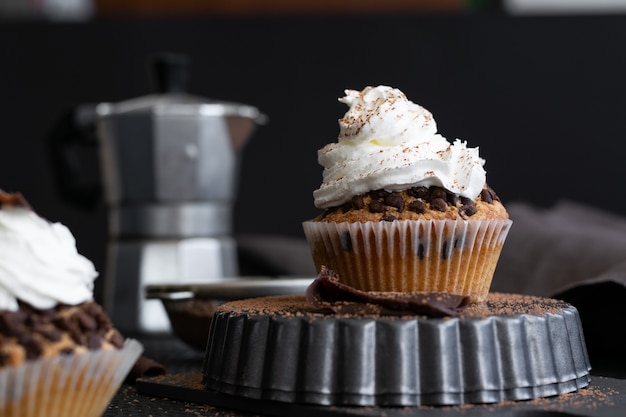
[104, 332, 626, 417]
[105, 333, 261, 416]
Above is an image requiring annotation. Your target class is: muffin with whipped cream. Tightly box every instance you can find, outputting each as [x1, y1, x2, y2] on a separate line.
[302, 86, 512, 302]
[0, 190, 142, 417]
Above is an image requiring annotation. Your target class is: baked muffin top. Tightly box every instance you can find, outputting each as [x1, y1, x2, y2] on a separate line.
[316, 185, 508, 222]
[0, 302, 124, 368]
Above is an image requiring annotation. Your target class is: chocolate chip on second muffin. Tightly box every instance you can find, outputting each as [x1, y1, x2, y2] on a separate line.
[408, 200, 426, 214]
[430, 198, 447, 212]
[368, 200, 385, 213]
[384, 194, 404, 212]
[351, 195, 365, 210]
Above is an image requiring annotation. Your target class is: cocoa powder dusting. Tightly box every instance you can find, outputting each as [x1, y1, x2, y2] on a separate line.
[216, 292, 571, 321]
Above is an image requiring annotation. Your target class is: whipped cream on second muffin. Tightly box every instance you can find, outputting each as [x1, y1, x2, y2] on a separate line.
[313, 86, 487, 209]
[0, 200, 97, 311]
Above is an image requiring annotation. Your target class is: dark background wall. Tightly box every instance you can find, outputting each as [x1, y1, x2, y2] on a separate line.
[1, 13, 626, 295]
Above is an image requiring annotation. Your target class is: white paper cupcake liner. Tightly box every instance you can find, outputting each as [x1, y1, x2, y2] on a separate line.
[0, 339, 143, 417]
[303, 219, 512, 301]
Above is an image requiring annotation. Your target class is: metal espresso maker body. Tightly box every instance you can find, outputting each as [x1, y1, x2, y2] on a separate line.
[50, 54, 265, 333]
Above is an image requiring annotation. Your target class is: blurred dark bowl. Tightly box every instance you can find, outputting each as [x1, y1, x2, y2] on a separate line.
[147, 278, 313, 351]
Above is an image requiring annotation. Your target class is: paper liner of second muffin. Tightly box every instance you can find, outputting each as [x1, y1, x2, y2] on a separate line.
[302, 219, 512, 302]
[0, 339, 143, 417]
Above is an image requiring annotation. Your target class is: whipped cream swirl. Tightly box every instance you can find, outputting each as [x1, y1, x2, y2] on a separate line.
[0, 205, 97, 311]
[313, 86, 487, 208]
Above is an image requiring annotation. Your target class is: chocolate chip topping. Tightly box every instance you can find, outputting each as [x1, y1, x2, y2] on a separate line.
[321, 185, 501, 221]
[407, 186, 428, 199]
[351, 195, 365, 210]
[480, 187, 495, 204]
[0, 302, 124, 363]
[407, 199, 426, 214]
[368, 200, 385, 213]
[430, 197, 448, 212]
[428, 187, 447, 200]
[306, 266, 470, 318]
[384, 194, 404, 211]
[460, 204, 478, 217]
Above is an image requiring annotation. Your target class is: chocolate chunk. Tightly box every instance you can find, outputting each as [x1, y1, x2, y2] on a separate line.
[447, 193, 459, 206]
[53, 316, 73, 331]
[23, 337, 43, 360]
[76, 311, 97, 331]
[407, 200, 426, 214]
[17, 332, 33, 345]
[369, 189, 390, 199]
[384, 194, 404, 212]
[407, 186, 428, 198]
[340, 201, 352, 213]
[480, 188, 494, 204]
[382, 214, 397, 222]
[89, 303, 113, 329]
[339, 231, 353, 251]
[351, 195, 365, 210]
[306, 266, 470, 317]
[87, 333, 103, 350]
[40, 328, 63, 342]
[483, 184, 501, 202]
[430, 198, 447, 212]
[83, 302, 102, 316]
[108, 330, 125, 348]
[27, 309, 55, 326]
[417, 243, 425, 260]
[428, 186, 447, 200]
[369, 200, 385, 213]
[460, 204, 477, 217]
[0, 311, 27, 336]
[69, 326, 86, 345]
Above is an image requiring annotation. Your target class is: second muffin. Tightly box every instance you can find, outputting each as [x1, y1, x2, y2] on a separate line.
[302, 86, 511, 302]
[0, 190, 142, 417]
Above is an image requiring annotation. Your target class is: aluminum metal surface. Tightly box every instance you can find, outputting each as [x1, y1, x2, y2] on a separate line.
[109, 202, 231, 237]
[146, 278, 314, 301]
[104, 237, 239, 333]
[202, 300, 591, 406]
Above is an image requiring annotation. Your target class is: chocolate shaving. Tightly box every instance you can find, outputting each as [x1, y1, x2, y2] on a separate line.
[306, 266, 470, 318]
[125, 355, 167, 384]
[0, 190, 31, 209]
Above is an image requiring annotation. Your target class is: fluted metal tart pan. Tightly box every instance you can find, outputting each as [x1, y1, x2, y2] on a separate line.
[202, 293, 591, 406]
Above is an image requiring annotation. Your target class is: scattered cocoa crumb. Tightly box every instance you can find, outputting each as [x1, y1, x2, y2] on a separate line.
[216, 292, 571, 321]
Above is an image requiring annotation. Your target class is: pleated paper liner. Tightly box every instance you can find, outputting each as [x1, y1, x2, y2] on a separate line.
[302, 219, 512, 302]
[0, 339, 143, 417]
